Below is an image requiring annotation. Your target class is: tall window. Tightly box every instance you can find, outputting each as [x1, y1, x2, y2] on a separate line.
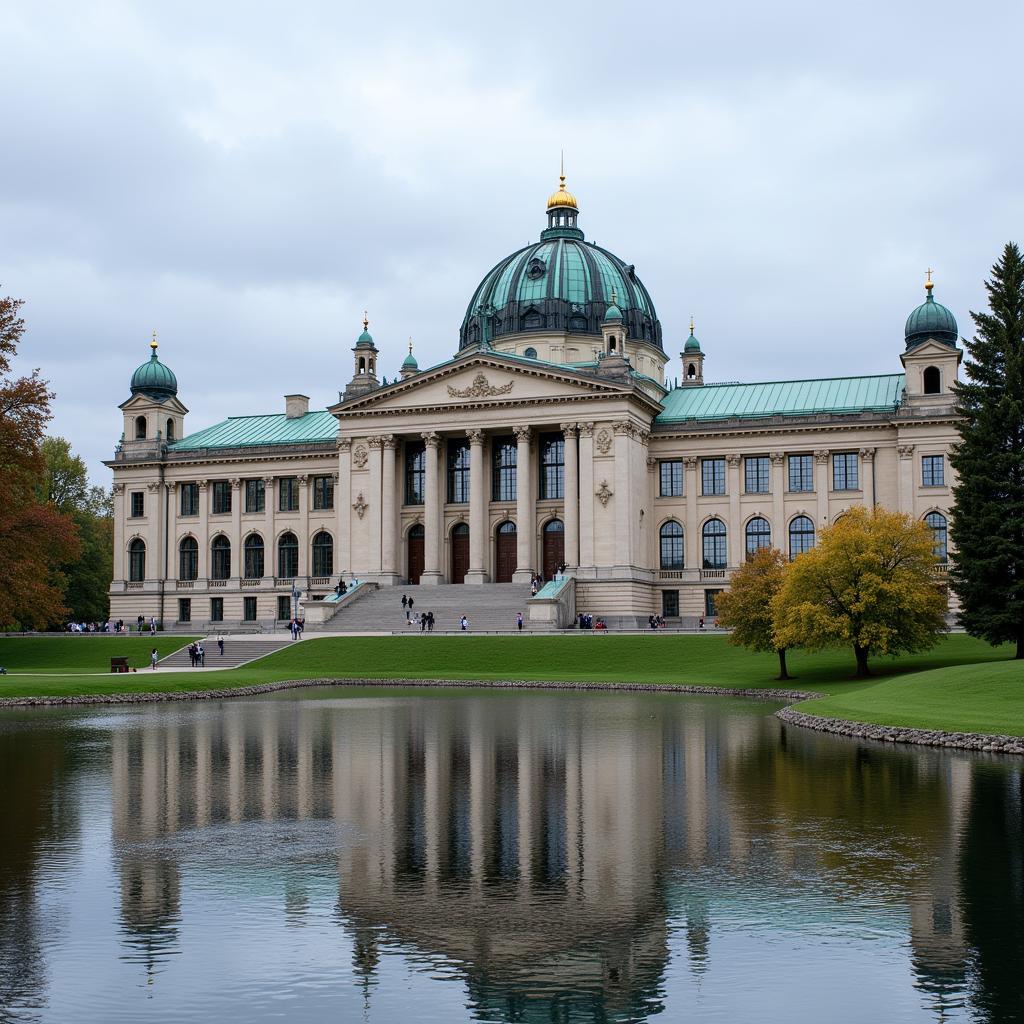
[492, 437, 517, 502]
[789, 516, 815, 558]
[833, 453, 859, 491]
[744, 456, 770, 494]
[179, 537, 198, 580]
[166, 418, 175, 441]
[211, 535, 231, 580]
[244, 534, 264, 579]
[210, 597, 223, 622]
[923, 366, 941, 394]
[128, 539, 145, 581]
[312, 532, 333, 577]
[313, 475, 335, 510]
[278, 477, 299, 512]
[659, 521, 684, 570]
[130, 492, 144, 518]
[405, 442, 426, 505]
[180, 483, 198, 517]
[134, 416, 146, 439]
[243, 596, 257, 622]
[212, 480, 232, 514]
[745, 517, 771, 557]
[702, 519, 727, 569]
[245, 479, 265, 513]
[701, 458, 725, 496]
[788, 454, 814, 492]
[178, 598, 191, 622]
[277, 532, 298, 578]
[447, 441, 470, 503]
[925, 512, 948, 563]
[922, 455, 945, 487]
[539, 433, 565, 500]
[660, 460, 683, 497]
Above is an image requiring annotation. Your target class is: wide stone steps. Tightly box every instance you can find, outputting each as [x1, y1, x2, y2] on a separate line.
[158, 638, 295, 670]
[322, 583, 539, 633]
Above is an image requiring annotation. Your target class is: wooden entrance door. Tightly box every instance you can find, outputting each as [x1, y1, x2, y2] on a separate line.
[495, 522, 516, 583]
[451, 523, 469, 583]
[542, 519, 564, 581]
[408, 524, 424, 584]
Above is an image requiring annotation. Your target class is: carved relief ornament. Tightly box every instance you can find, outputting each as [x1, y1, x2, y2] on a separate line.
[447, 373, 514, 399]
[352, 444, 369, 468]
[337, 437, 353, 452]
[352, 493, 369, 519]
[596, 480, 614, 506]
[595, 428, 612, 455]
[512, 425, 531, 443]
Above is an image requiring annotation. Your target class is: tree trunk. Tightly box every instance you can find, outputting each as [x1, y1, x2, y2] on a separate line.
[853, 644, 871, 678]
[776, 647, 790, 681]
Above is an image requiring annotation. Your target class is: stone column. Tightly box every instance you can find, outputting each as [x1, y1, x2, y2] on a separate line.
[262, 476, 275, 580]
[465, 428, 488, 583]
[684, 456, 698, 570]
[421, 432, 443, 585]
[380, 435, 398, 582]
[897, 444, 915, 512]
[368, 436, 384, 577]
[113, 483, 126, 580]
[513, 426, 533, 582]
[296, 475, 309, 579]
[337, 440, 352, 577]
[198, 479, 210, 580]
[147, 481, 163, 582]
[646, 455, 658, 570]
[860, 447, 876, 507]
[230, 478, 241, 579]
[577, 423, 594, 571]
[814, 449, 830, 529]
[561, 423, 579, 569]
[726, 453, 742, 567]
[770, 452, 785, 550]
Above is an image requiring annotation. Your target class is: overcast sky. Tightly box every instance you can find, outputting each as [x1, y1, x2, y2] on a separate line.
[3, 0, 1021, 481]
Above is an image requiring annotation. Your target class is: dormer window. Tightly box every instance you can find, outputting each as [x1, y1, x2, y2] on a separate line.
[923, 366, 941, 394]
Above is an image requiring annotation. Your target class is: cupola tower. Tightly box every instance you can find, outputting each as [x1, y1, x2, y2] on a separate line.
[680, 318, 704, 386]
[344, 313, 381, 401]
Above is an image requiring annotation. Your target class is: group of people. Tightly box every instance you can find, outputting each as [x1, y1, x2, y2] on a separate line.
[186, 641, 206, 667]
[400, 596, 437, 631]
[67, 620, 116, 633]
[648, 615, 669, 629]
[576, 613, 606, 630]
[289, 619, 305, 640]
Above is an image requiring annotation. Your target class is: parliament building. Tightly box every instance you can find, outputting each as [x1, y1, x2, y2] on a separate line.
[108, 175, 961, 628]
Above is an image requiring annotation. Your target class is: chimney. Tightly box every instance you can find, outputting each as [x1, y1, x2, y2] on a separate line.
[285, 394, 310, 419]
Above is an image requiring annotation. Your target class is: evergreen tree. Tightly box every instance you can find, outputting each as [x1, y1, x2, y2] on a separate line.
[949, 243, 1024, 657]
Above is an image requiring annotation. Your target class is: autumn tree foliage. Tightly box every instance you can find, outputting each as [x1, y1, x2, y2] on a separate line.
[715, 547, 792, 680]
[771, 506, 947, 677]
[0, 295, 79, 629]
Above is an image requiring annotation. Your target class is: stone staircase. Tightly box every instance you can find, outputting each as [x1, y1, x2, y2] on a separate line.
[321, 583, 540, 633]
[158, 637, 295, 670]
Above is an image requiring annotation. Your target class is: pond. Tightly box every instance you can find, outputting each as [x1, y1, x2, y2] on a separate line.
[0, 688, 1021, 1022]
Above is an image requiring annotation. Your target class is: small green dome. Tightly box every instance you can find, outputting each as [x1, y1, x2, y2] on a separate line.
[355, 314, 375, 348]
[603, 300, 623, 323]
[684, 334, 702, 353]
[402, 351, 418, 369]
[130, 343, 177, 398]
[905, 285, 958, 349]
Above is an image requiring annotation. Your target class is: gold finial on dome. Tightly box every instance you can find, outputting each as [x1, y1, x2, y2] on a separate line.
[689, 316, 695, 336]
[546, 155, 578, 211]
[363, 310, 369, 331]
[150, 329, 158, 352]
[408, 337, 413, 355]
[925, 268, 934, 292]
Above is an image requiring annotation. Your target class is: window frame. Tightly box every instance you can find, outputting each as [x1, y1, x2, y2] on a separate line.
[405, 442, 426, 506]
[788, 454, 814, 493]
[179, 536, 198, 581]
[311, 531, 333, 577]
[130, 491, 145, 518]
[659, 460, 684, 497]
[277, 532, 298, 578]
[702, 519, 727, 569]
[210, 535, 231, 580]
[243, 595, 258, 622]
[788, 515, 815, 559]
[312, 475, 335, 511]
[244, 479, 265, 514]
[659, 520, 684, 570]
[243, 534, 265, 579]
[925, 511, 948, 564]
[278, 477, 299, 513]
[539, 433, 565, 500]
[744, 456, 770, 494]
[745, 517, 772, 557]
[128, 539, 146, 581]
[832, 452, 859, 492]
[210, 597, 224, 622]
[491, 436, 517, 502]
[180, 483, 198, 517]
[447, 440, 470, 504]
[922, 455, 945, 488]
[701, 458, 726, 496]
[211, 479, 232, 515]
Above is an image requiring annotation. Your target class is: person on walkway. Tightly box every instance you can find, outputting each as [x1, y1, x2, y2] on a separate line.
[408, 596, 414, 618]
[460, 615, 468, 631]
[420, 612, 427, 632]
[188, 642, 196, 667]
[698, 616, 705, 630]
[402, 593, 408, 612]
[428, 611, 434, 632]
[151, 648, 158, 670]
[196, 642, 205, 666]
[149, 616, 156, 636]
[218, 636, 225, 656]
[516, 612, 524, 632]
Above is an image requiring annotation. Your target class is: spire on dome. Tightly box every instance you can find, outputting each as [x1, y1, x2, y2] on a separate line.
[356, 311, 375, 348]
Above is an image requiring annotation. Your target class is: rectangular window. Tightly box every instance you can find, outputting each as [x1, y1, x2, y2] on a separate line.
[277, 595, 291, 621]
[243, 596, 257, 622]
[130, 491, 145, 518]
[405, 442, 426, 505]
[313, 475, 335, 510]
[178, 598, 191, 623]
[701, 458, 726, 496]
[278, 476, 299, 512]
[180, 483, 198, 517]
[833, 452, 859, 491]
[659, 460, 683, 497]
[661, 590, 679, 617]
[210, 597, 223, 622]
[211, 480, 232, 514]
[245, 479, 265, 514]
[539, 433, 565, 500]
[447, 441, 470, 504]
[704, 589, 723, 618]
[744, 456, 770, 494]
[492, 437, 517, 502]
[922, 455, 945, 487]
[788, 454, 814, 492]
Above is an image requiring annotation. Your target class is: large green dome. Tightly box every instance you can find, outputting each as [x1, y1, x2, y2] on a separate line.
[130, 343, 178, 399]
[459, 182, 662, 351]
[905, 284, 958, 349]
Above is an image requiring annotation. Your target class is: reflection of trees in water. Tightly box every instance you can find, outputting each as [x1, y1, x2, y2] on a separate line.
[960, 763, 1024, 1023]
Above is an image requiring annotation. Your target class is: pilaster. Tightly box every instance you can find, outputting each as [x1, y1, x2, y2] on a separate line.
[465, 428, 488, 583]
[421, 432, 443, 585]
[513, 426, 534, 582]
[577, 423, 594, 571]
[561, 422, 579, 569]
[380, 435, 398, 582]
[814, 449, 830, 529]
[612, 421, 633, 569]
[262, 476, 275, 580]
[897, 444, 915, 511]
[683, 456, 698, 571]
[198, 479, 210, 580]
[860, 447, 876, 508]
[337, 439, 352, 577]
[770, 452, 785, 550]
[112, 483, 125, 580]
[296, 474, 309, 576]
[726, 453, 742, 567]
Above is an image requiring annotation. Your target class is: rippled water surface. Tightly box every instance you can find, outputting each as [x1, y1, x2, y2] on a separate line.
[1, 688, 1022, 1022]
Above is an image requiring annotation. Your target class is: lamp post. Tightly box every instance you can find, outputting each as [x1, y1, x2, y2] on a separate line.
[291, 584, 302, 625]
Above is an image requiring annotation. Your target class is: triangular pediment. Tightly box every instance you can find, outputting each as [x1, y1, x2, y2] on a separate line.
[118, 392, 189, 414]
[330, 352, 645, 417]
[901, 338, 962, 365]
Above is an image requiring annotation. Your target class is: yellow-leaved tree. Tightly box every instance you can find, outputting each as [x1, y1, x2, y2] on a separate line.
[772, 506, 947, 677]
[715, 547, 792, 680]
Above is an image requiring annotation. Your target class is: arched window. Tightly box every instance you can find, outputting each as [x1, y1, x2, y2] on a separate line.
[497, 521, 516, 535]
[523, 347, 538, 359]
[312, 532, 333, 577]
[134, 415, 147, 439]
[244, 534, 264, 579]
[179, 537, 198, 580]
[211, 535, 231, 580]
[702, 519, 727, 569]
[923, 366, 941, 395]
[925, 512, 948, 564]
[789, 516, 815, 559]
[358, 356, 366, 373]
[609, 336, 617, 352]
[166, 418, 175, 441]
[687, 363, 697, 379]
[277, 532, 298, 578]
[659, 520, 684, 570]
[522, 307, 544, 330]
[128, 538, 146, 581]
[745, 517, 771, 557]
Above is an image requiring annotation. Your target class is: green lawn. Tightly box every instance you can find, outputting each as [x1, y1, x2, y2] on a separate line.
[0, 633, 1021, 737]
[0, 635, 198, 673]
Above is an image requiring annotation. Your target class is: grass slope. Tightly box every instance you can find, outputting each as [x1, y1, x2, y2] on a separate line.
[0, 635, 198, 673]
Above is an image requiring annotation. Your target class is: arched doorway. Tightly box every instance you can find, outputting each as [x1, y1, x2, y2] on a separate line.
[542, 519, 564, 581]
[495, 521, 516, 583]
[450, 523, 469, 584]
[408, 524, 425, 584]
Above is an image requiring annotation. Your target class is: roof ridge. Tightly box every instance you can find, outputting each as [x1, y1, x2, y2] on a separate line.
[699, 372, 904, 389]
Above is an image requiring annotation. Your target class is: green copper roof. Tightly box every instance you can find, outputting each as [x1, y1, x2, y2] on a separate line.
[905, 289, 958, 349]
[131, 349, 178, 398]
[657, 374, 905, 423]
[683, 334, 702, 353]
[170, 410, 337, 450]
